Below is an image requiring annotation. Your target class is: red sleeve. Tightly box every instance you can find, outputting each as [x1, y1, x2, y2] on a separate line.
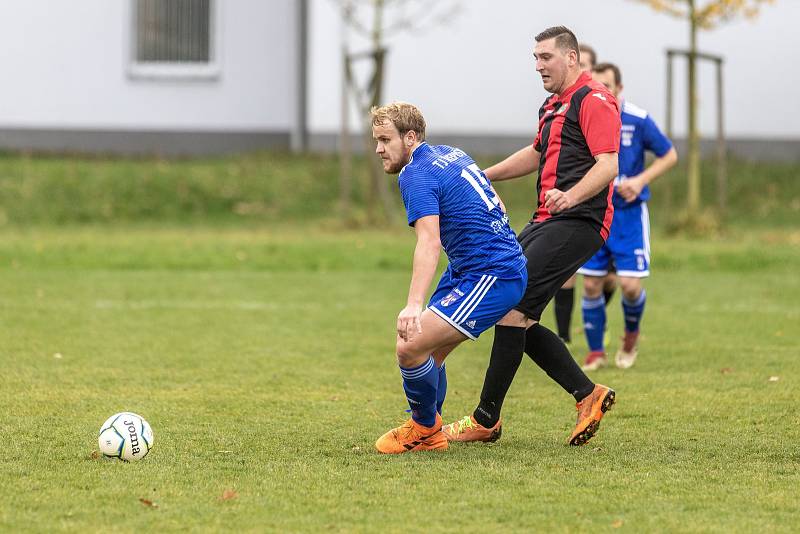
[579, 90, 621, 156]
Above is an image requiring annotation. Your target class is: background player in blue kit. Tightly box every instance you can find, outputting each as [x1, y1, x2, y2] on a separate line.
[554, 43, 620, 344]
[579, 63, 678, 371]
[370, 102, 527, 454]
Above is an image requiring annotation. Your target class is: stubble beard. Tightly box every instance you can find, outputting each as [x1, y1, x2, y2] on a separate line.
[387, 147, 412, 174]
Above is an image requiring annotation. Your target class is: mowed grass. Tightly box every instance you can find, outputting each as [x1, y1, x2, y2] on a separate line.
[1, 225, 799, 532]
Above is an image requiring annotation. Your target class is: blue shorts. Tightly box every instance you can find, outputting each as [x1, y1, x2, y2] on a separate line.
[578, 202, 651, 278]
[428, 266, 527, 340]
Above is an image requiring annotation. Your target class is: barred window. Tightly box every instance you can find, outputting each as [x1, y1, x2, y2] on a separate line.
[129, 0, 219, 79]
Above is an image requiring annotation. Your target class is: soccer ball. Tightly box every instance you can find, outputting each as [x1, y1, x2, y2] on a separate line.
[98, 412, 154, 461]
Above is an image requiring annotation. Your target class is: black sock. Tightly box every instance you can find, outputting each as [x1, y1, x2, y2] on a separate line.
[553, 287, 574, 343]
[604, 287, 615, 307]
[473, 325, 526, 428]
[524, 323, 594, 402]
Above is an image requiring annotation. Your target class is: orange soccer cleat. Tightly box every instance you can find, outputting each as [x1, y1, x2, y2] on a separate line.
[375, 413, 448, 454]
[442, 415, 502, 443]
[568, 384, 616, 446]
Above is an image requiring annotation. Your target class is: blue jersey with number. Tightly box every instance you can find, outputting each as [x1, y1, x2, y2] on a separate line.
[398, 143, 526, 278]
[614, 101, 673, 208]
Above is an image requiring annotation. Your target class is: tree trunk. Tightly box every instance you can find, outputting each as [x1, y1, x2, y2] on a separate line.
[363, 0, 396, 224]
[665, 50, 674, 214]
[716, 58, 727, 215]
[340, 53, 353, 221]
[687, 0, 701, 214]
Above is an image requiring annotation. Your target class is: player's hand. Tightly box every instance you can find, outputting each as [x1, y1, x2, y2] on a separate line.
[397, 304, 423, 342]
[544, 188, 574, 214]
[616, 176, 644, 202]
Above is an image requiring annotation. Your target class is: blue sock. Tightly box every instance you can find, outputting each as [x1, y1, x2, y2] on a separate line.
[622, 290, 646, 333]
[436, 362, 447, 415]
[582, 295, 606, 352]
[400, 356, 438, 427]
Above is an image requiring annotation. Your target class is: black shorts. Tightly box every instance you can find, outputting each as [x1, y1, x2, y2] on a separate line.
[515, 218, 604, 321]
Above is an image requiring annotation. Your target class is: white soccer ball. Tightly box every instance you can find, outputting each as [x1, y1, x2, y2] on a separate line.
[98, 412, 154, 461]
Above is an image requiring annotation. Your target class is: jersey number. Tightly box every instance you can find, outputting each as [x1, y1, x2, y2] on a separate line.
[461, 164, 500, 211]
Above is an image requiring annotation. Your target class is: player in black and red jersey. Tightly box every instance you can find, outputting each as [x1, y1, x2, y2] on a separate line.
[443, 26, 620, 446]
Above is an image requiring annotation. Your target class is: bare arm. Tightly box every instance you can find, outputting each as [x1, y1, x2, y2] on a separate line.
[544, 152, 619, 214]
[397, 215, 441, 341]
[483, 145, 541, 182]
[617, 147, 678, 203]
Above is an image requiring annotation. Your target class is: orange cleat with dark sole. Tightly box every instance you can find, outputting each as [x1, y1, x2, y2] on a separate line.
[375, 413, 448, 454]
[442, 415, 502, 443]
[568, 384, 616, 446]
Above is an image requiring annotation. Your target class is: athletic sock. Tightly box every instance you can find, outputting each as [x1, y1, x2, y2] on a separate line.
[553, 287, 574, 343]
[604, 287, 615, 307]
[582, 295, 607, 353]
[400, 356, 439, 428]
[524, 323, 595, 402]
[436, 362, 447, 415]
[622, 289, 646, 334]
[473, 325, 526, 428]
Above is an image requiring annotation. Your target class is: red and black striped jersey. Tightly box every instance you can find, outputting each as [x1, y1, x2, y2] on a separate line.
[532, 71, 621, 240]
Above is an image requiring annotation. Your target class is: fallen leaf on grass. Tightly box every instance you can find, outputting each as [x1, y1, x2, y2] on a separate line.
[90, 450, 101, 459]
[216, 450, 233, 454]
[720, 367, 733, 374]
[612, 519, 623, 528]
[53, 353, 63, 359]
[220, 489, 238, 501]
[139, 498, 158, 508]
[768, 376, 780, 382]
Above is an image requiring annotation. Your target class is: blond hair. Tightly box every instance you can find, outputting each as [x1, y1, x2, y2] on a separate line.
[370, 102, 426, 141]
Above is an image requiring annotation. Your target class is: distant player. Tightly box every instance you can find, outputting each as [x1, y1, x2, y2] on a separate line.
[371, 102, 528, 454]
[579, 63, 678, 370]
[578, 43, 597, 73]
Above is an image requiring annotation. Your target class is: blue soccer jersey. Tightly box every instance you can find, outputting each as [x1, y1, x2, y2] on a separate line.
[398, 143, 526, 278]
[614, 101, 673, 208]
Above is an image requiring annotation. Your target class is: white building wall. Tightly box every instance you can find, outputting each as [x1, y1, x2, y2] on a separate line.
[0, 0, 298, 131]
[0, 0, 795, 156]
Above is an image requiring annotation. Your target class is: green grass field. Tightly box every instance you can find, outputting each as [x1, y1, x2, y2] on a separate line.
[1, 223, 798, 532]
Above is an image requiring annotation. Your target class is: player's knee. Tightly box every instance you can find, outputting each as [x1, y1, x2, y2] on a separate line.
[620, 278, 642, 300]
[496, 308, 530, 328]
[395, 340, 425, 368]
[583, 276, 604, 297]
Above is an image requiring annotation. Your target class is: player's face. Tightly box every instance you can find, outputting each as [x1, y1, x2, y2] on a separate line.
[373, 120, 412, 174]
[579, 52, 594, 73]
[592, 69, 622, 98]
[534, 38, 574, 94]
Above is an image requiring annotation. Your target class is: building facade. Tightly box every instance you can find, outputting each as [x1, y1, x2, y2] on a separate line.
[0, 0, 307, 155]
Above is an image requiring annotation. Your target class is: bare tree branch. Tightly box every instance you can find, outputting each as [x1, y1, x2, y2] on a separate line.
[331, 0, 465, 224]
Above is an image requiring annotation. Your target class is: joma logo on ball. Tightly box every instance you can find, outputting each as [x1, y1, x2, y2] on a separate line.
[124, 419, 141, 455]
